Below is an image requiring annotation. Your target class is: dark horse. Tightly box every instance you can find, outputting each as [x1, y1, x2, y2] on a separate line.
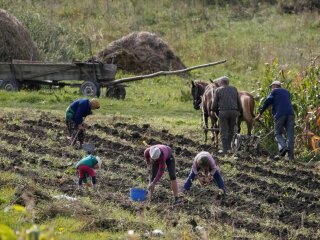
[191, 79, 255, 144]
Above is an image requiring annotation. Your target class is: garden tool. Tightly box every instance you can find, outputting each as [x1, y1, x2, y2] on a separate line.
[259, 129, 275, 142]
[147, 164, 154, 200]
[70, 129, 80, 146]
[81, 143, 95, 153]
[232, 129, 274, 153]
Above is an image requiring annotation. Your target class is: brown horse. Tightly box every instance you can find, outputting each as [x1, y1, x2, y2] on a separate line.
[201, 81, 221, 146]
[191, 80, 255, 143]
[238, 91, 255, 135]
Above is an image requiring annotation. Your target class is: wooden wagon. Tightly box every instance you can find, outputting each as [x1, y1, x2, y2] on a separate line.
[0, 59, 127, 98]
[0, 59, 226, 99]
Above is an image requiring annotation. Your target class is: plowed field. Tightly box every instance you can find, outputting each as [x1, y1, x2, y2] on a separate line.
[0, 110, 319, 239]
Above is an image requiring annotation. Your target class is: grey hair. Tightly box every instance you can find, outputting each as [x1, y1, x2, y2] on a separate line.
[216, 76, 229, 85]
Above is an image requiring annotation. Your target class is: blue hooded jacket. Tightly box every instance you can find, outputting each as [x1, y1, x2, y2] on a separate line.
[68, 99, 92, 127]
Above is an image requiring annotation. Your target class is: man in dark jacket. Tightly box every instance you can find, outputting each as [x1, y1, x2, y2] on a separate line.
[212, 76, 243, 153]
[66, 98, 100, 147]
[255, 81, 295, 160]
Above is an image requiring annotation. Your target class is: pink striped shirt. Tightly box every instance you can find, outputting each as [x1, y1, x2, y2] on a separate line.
[144, 144, 172, 184]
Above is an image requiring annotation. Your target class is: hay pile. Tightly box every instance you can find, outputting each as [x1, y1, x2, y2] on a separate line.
[0, 9, 40, 62]
[95, 31, 186, 74]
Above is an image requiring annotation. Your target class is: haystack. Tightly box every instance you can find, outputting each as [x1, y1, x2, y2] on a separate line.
[95, 31, 186, 74]
[0, 9, 40, 62]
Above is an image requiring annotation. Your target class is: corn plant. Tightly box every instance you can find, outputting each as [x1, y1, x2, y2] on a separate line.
[254, 58, 320, 156]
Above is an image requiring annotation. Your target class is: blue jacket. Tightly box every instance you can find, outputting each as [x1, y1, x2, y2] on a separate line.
[260, 88, 294, 120]
[68, 99, 92, 126]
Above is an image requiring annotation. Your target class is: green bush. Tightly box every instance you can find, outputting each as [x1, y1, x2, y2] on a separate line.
[278, 0, 320, 13]
[15, 10, 91, 61]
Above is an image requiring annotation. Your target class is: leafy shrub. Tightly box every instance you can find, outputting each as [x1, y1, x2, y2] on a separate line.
[0, 224, 16, 240]
[278, 0, 320, 13]
[0, 223, 55, 240]
[200, 0, 277, 6]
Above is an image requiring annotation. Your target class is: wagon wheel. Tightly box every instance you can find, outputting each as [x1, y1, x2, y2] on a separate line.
[106, 85, 126, 99]
[0, 77, 20, 91]
[80, 81, 101, 97]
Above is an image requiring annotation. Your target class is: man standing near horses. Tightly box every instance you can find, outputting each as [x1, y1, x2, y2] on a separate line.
[255, 81, 295, 160]
[212, 76, 243, 154]
[66, 98, 100, 147]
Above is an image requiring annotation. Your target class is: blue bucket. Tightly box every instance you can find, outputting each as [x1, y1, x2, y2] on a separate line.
[130, 188, 148, 201]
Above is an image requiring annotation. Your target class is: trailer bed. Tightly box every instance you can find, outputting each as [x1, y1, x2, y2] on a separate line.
[0, 60, 118, 97]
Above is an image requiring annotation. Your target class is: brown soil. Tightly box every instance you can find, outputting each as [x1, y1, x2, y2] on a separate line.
[0, 111, 319, 239]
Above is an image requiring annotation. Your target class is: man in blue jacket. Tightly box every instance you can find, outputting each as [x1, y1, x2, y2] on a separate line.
[255, 81, 295, 160]
[66, 98, 100, 147]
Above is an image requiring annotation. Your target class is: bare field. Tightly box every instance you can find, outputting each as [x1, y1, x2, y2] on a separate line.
[0, 110, 319, 239]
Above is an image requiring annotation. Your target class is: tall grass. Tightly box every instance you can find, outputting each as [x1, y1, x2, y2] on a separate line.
[0, 0, 319, 88]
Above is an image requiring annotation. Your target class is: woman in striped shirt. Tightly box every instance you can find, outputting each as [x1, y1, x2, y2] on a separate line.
[144, 144, 181, 204]
[183, 151, 227, 195]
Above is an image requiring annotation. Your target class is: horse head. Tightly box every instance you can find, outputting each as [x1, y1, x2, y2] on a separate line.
[191, 80, 208, 110]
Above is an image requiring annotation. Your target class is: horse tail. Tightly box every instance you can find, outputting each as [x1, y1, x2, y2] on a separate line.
[239, 91, 255, 135]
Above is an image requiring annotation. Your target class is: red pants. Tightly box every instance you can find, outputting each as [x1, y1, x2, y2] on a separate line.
[78, 165, 96, 178]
